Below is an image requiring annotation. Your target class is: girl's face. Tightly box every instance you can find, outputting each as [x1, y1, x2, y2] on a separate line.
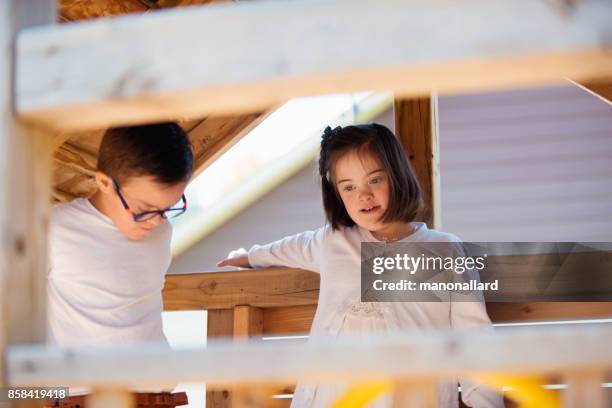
[334, 150, 390, 232]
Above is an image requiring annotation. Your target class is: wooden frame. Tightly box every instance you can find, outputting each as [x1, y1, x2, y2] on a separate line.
[0, 1, 55, 401]
[8, 325, 612, 388]
[2, 1, 611, 407]
[570, 79, 612, 105]
[15, 0, 612, 131]
[163, 267, 612, 337]
[395, 95, 441, 229]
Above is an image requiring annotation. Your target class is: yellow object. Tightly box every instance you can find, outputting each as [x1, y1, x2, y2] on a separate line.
[331, 375, 560, 408]
[331, 381, 393, 408]
[477, 375, 560, 408]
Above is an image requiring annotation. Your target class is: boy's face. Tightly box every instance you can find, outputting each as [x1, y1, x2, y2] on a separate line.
[96, 173, 187, 241]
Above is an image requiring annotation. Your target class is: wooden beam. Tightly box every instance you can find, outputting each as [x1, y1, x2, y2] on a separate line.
[1, 1, 55, 403]
[59, 0, 147, 21]
[155, 1, 229, 9]
[50, 111, 271, 202]
[164, 266, 612, 333]
[163, 268, 320, 311]
[54, 142, 97, 177]
[16, 0, 612, 131]
[189, 110, 274, 178]
[164, 262, 612, 311]
[262, 305, 315, 336]
[487, 302, 612, 323]
[233, 306, 263, 341]
[564, 372, 607, 408]
[258, 302, 612, 337]
[207, 309, 233, 408]
[395, 96, 440, 229]
[9, 325, 612, 387]
[569, 78, 612, 105]
[51, 188, 78, 203]
[232, 305, 266, 408]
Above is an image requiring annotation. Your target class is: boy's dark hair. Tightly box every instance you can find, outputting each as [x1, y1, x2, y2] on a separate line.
[97, 122, 194, 185]
[318, 123, 422, 230]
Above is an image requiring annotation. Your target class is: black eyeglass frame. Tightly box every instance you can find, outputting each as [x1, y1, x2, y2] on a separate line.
[112, 179, 187, 222]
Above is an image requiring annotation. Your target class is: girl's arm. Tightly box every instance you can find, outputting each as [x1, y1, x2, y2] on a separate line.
[217, 254, 251, 268]
[217, 228, 325, 273]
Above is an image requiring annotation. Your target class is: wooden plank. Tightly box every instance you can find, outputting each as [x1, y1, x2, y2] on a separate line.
[188, 110, 274, 178]
[564, 372, 607, 408]
[51, 111, 270, 202]
[87, 389, 134, 408]
[233, 306, 263, 341]
[262, 305, 315, 336]
[208, 309, 234, 338]
[569, 78, 612, 105]
[53, 141, 98, 199]
[263, 303, 612, 336]
[16, 0, 612, 131]
[487, 302, 612, 323]
[207, 309, 233, 408]
[393, 381, 437, 408]
[232, 306, 265, 408]
[59, 0, 147, 21]
[163, 267, 612, 322]
[51, 188, 79, 203]
[8, 325, 612, 387]
[395, 96, 440, 229]
[0, 2, 55, 406]
[163, 268, 319, 310]
[156, 1, 229, 9]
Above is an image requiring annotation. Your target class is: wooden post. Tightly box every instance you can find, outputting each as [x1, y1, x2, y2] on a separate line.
[233, 306, 263, 341]
[206, 309, 234, 408]
[233, 306, 266, 408]
[0, 2, 55, 406]
[392, 380, 438, 408]
[564, 372, 606, 408]
[88, 389, 134, 408]
[206, 307, 266, 407]
[394, 96, 441, 229]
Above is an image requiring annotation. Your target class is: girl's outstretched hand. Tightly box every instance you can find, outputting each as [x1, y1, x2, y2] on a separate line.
[216, 248, 252, 269]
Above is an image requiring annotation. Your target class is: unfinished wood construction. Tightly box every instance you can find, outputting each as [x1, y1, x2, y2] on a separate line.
[8, 325, 612, 396]
[570, 79, 612, 105]
[50, 1, 274, 204]
[2, 0, 612, 407]
[0, 5, 55, 408]
[15, 0, 612, 131]
[53, 111, 270, 203]
[163, 267, 612, 334]
[395, 96, 441, 229]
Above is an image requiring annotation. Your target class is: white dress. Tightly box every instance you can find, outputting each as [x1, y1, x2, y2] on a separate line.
[248, 222, 505, 408]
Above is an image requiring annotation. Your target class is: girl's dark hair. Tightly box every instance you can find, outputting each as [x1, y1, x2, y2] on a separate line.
[97, 122, 194, 185]
[319, 123, 422, 230]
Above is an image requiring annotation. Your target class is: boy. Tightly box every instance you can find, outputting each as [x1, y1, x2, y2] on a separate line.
[47, 123, 193, 406]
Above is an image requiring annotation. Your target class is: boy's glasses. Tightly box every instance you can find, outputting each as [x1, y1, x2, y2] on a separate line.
[112, 179, 187, 222]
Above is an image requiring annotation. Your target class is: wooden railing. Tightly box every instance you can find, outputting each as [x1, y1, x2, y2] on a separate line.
[161, 263, 612, 407]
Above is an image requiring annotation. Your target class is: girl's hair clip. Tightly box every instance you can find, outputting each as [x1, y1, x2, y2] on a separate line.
[322, 125, 342, 141]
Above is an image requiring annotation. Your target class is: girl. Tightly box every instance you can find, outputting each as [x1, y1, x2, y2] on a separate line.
[217, 124, 504, 408]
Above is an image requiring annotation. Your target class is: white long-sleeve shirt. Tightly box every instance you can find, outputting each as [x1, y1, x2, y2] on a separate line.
[47, 198, 171, 347]
[248, 222, 504, 408]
